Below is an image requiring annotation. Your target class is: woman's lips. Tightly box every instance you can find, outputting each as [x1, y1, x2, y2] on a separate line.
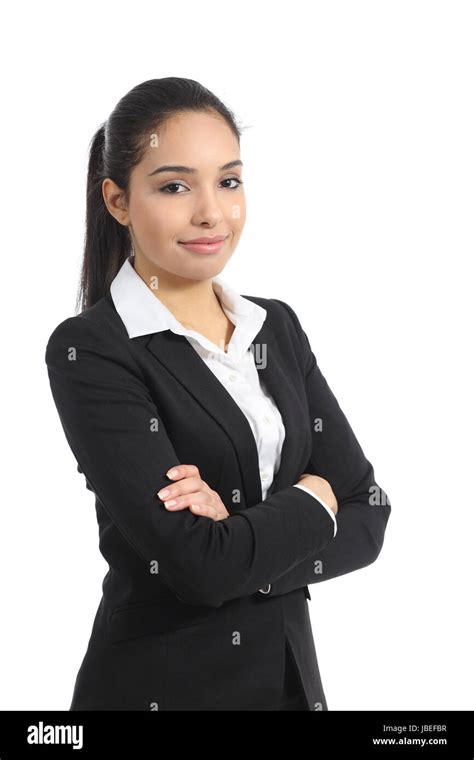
[178, 238, 227, 254]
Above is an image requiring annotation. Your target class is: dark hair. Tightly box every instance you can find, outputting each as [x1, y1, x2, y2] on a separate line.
[76, 77, 244, 313]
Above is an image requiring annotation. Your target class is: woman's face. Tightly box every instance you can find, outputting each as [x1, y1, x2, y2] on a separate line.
[104, 110, 246, 282]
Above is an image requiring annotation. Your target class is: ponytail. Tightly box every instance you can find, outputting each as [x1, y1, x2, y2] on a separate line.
[75, 122, 131, 313]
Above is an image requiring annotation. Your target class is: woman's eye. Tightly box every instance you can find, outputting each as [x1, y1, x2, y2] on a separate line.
[221, 177, 244, 190]
[159, 177, 243, 194]
[160, 182, 187, 194]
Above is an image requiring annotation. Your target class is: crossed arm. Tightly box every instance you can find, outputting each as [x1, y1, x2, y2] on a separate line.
[46, 314, 337, 608]
[45, 302, 390, 608]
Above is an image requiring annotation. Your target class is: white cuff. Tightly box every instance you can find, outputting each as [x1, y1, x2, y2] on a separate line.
[293, 484, 337, 537]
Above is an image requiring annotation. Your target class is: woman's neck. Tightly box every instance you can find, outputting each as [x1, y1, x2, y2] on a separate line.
[132, 253, 230, 337]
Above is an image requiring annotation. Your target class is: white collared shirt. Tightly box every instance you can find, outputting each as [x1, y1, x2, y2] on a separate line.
[110, 255, 337, 542]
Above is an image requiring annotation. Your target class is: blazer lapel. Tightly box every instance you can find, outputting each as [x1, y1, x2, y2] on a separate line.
[145, 320, 307, 510]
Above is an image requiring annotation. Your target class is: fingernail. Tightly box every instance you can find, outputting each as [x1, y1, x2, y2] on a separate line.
[164, 500, 177, 508]
[167, 469, 178, 478]
[158, 489, 169, 499]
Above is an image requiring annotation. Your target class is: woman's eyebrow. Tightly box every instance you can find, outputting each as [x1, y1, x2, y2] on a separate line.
[147, 160, 243, 177]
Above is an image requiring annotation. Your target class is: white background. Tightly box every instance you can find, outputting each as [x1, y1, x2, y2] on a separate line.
[1, 0, 473, 710]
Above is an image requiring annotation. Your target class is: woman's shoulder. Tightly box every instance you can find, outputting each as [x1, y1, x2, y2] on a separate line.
[45, 293, 129, 362]
[242, 293, 305, 335]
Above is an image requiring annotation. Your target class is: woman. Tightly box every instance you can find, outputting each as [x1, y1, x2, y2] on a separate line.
[45, 77, 391, 711]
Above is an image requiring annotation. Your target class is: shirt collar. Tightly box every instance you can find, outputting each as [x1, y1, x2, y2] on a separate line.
[109, 255, 267, 357]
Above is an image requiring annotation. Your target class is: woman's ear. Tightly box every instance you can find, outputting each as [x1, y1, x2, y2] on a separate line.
[102, 177, 130, 226]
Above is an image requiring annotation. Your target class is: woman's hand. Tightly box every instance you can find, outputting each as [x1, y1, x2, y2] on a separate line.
[157, 464, 230, 521]
[297, 472, 338, 516]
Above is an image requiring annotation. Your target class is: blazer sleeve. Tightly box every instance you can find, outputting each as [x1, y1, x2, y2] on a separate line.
[263, 300, 391, 598]
[45, 316, 337, 609]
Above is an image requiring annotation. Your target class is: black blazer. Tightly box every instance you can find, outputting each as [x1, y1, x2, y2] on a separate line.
[45, 291, 391, 711]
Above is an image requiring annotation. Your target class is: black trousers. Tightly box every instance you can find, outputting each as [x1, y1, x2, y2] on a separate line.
[278, 641, 309, 710]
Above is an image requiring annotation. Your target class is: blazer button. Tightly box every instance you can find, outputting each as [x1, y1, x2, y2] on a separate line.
[259, 584, 272, 594]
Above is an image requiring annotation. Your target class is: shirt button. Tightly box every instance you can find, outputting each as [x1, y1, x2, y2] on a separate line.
[263, 415, 272, 424]
[261, 471, 268, 481]
[228, 373, 237, 381]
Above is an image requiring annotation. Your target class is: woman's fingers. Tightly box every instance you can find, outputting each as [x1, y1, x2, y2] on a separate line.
[162, 492, 219, 519]
[190, 503, 221, 520]
[157, 475, 202, 501]
[165, 464, 200, 481]
[161, 490, 208, 510]
[157, 464, 229, 521]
